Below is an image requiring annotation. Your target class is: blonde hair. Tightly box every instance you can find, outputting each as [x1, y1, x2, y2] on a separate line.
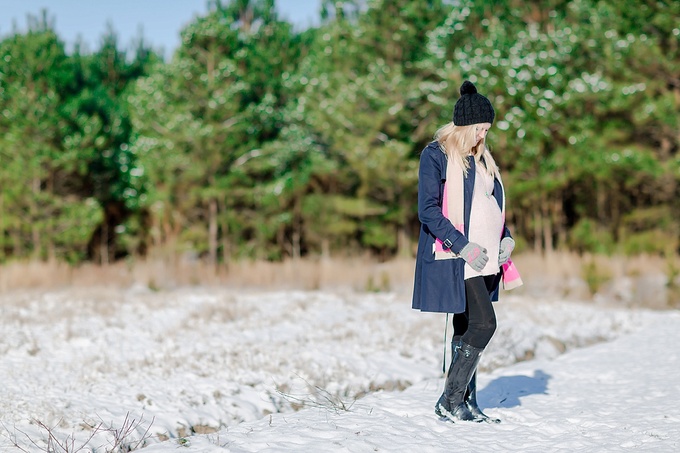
[434, 122, 499, 179]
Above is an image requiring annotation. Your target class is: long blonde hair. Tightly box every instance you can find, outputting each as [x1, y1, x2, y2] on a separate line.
[434, 122, 499, 179]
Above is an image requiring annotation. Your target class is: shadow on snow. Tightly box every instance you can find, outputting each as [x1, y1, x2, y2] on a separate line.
[479, 370, 551, 409]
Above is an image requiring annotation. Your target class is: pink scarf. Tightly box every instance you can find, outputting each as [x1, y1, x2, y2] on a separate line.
[435, 155, 523, 290]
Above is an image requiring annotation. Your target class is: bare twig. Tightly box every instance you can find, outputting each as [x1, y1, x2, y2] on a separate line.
[274, 374, 356, 414]
[1, 413, 154, 453]
[104, 412, 155, 452]
[34, 418, 100, 453]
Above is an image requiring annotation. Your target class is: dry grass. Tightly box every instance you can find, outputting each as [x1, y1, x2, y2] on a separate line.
[0, 256, 415, 294]
[1, 252, 678, 307]
[512, 251, 679, 308]
[513, 251, 673, 280]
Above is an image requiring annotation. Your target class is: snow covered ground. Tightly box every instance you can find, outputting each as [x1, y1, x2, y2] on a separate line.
[1, 287, 678, 452]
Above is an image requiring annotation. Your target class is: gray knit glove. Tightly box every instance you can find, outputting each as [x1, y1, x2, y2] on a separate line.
[460, 242, 489, 272]
[498, 237, 515, 265]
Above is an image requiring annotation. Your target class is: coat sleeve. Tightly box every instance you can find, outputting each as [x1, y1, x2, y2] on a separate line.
[418, 145, 468, 254]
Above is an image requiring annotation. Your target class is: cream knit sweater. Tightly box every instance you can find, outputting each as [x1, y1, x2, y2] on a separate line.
[464, 162, 504, 279]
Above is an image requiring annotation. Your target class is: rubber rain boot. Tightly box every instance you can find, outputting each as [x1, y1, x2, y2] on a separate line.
[466, 371, 501, 423]
[434, 341, 484, 422]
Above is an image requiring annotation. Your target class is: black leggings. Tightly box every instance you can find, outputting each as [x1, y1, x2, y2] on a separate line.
[452, 275, 498, 349]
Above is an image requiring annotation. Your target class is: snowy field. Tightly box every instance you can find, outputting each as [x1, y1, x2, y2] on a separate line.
[1, 287, 678, 452]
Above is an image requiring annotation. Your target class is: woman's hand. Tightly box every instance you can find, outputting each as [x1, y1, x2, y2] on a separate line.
[460, 242, 489, 272]
[498, 237, 516, 265]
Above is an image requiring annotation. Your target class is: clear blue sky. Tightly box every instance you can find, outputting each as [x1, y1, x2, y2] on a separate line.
[0, 0, 321, 58]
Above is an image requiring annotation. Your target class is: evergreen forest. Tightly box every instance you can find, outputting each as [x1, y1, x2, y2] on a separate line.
[0, 0, 678, 266]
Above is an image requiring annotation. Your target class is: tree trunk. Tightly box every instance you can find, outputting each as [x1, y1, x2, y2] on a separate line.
[611, 184, 620, 242]
[321, 238, 330, 260]
[12, 228, 21, 257]
[0, 193, 4, 261]
[397, 199, 411, 257]
[397, 225, 410, 258]
[533, 209, 542, 253]
[47, 172, 55, 261]
[292, 197, 301, 261]
[100, 220, 109, 266]
[542, 197, 553, 255]
[31, 177, 41, 260]
[553, 197, 566, 250]
[292, 231, 301, 261]
[208, 198, 218, 267]
[597, 183, 606, 223]
[219, 200, 230, 267]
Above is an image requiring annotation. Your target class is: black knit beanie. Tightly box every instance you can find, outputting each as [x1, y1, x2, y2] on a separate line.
[452, 80, 495, 126]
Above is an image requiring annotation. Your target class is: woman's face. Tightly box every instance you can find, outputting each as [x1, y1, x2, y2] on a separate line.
[475, 123, 492, 144]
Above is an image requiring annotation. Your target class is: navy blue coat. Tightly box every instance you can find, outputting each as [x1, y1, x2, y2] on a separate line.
[412, 142, 510, 313]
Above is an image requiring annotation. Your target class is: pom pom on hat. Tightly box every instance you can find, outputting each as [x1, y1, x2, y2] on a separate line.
[460, 80, 478, 95]
[452, 80, 495, 126]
